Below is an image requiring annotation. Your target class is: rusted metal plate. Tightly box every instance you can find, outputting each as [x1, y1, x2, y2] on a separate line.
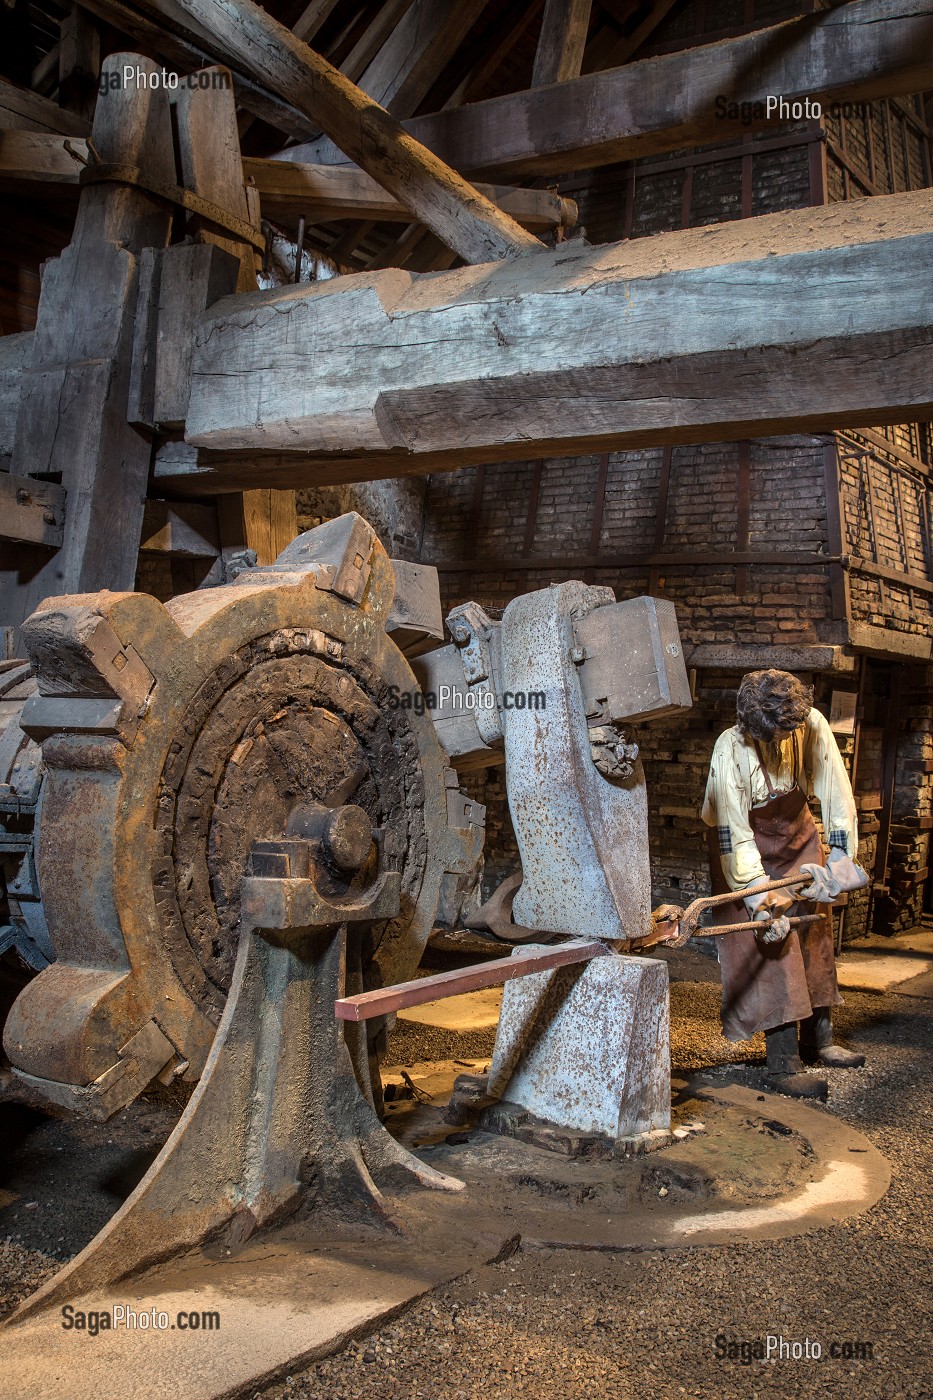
[334, 940, 608, 1022]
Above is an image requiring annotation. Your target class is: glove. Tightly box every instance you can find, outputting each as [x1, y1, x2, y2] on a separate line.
[798, 849, 869, 903]
[744, 887, 794, 945]
[828, 847, 870, 890]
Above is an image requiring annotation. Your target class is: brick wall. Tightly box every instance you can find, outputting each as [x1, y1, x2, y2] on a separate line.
[873, 663, 933, 934]
[836, 432, 933, 641]
[422, 433, 850, 915]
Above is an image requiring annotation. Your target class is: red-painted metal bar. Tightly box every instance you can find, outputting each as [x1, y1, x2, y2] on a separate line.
[334, 939, 609, 1022]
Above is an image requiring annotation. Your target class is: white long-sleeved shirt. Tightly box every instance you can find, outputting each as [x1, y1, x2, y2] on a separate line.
[700, 707, 859, 892]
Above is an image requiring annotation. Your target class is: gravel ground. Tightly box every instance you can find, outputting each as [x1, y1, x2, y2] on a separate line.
[1, 953, 930, 1398]
[258, 963, 933, 1400]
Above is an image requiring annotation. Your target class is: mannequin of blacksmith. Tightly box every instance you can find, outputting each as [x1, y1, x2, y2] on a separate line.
[701, 670, 868, 1098]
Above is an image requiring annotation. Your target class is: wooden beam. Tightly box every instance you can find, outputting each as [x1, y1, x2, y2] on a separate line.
[0, 76, 89, 135]
[277, 0, 933, 177]
[334, 940, 608, 1021]
[1, 52, 175, 636]
[176, 192, 933, 486]
[532, 0, 593, 86]
[355, 0, 489, 116]
[157, 0, 542, 264]
[175, 63, 298, 565]
[245, 157, 575, 229]
[0, 131, 84, 195]
[0, 333, 31, 464]
[0, 472, 66, 548]
[0, 135, 576, 233]
[595, 0, 680, 69]
[59, 4, 101, 122]
[31, 43, 61, 97]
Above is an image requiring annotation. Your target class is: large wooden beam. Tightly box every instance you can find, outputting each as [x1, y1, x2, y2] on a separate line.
[0, 76, 89, 135]
[0, 132, 576, 231]
[246, 159, 576, 229]
[1, 53, 175, 635]
[155, 0, 543, 264]
[169, 192, 933, 490]
[277, 0, 933, 177]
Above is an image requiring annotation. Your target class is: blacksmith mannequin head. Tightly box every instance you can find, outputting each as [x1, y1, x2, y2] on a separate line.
[735, 669, 813, 743]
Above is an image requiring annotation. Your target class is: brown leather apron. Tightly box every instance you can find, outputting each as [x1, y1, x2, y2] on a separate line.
[706, 736, 840, 1042]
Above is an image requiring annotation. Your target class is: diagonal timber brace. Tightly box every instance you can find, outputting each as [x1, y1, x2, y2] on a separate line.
[172, 191, 933, 490]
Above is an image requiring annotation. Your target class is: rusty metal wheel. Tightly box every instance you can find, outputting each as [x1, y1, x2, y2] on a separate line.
[3, 517, 482, 1116]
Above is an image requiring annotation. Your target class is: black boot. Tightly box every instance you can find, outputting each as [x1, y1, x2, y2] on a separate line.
[765, 1022, 828, 1099]
[800, 1007, 866, 1069]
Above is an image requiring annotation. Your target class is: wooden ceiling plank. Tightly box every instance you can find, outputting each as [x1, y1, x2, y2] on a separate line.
[340, 0, 415, 84]
[359, 0, 492, 117]
[596, 0, 681, 68]
[292, 0, 343, 44]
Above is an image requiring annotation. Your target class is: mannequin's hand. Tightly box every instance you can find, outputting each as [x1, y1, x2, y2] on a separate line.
[745, 888, 794, 944]
[799, 850, 868, 902]
[827, 848, 869, 891]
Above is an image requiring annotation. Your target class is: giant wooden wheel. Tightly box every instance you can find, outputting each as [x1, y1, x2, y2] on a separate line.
[3, 516, 481, 1116]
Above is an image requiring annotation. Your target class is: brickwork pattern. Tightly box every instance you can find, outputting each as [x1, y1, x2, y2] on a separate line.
[876, 665, 933, 934]
[412, 0, 933, 941]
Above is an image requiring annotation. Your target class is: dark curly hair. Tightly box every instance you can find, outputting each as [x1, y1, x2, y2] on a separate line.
[735, 669, 813, 742]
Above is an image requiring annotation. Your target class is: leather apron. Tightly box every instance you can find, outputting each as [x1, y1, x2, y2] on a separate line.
[707, 736, 841, 1042]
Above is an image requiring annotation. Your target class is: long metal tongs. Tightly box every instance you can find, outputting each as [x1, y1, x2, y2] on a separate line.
[633, 873, 812, 952]
[674, 873, 818, 945]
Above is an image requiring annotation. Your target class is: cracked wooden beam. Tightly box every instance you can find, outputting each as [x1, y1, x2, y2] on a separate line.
[165, 191, 933, 491]
[278, 0, 933, 178]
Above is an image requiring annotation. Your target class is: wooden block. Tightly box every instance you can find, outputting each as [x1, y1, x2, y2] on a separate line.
[0, 472, 65, 548]
[129, 243, 240, 430]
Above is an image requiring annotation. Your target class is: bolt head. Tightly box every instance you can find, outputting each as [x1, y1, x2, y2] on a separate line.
[324, 804, 373, 873]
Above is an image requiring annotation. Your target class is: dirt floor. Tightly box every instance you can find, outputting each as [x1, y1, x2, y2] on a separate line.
[1, 938, 930, 1398]
[254, 944, 933, 1400]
